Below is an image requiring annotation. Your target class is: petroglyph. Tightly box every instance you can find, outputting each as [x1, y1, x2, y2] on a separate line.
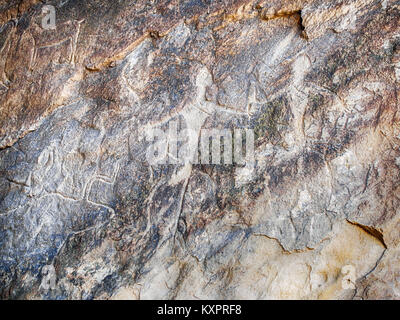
[0, 24, 14, 90]
[29, 19, 84, 68]
[289, 53, 311, 147]
[1, 0, 399, 300]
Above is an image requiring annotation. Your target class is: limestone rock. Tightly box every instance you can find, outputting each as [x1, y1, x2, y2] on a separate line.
[0, 0, 399, 299]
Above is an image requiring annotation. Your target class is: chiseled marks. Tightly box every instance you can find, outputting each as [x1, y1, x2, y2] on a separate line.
[85, 162, 120, 209]
[120, 38, 154, 103]
[127, 67, 215, 250]
[29, 19, 84, 69]
[0, 101, 122, 282]
[140, 65, 248, 183]
[6, 127, 120, 212]
[138, 26, 314, 252]
[289, 53, 312, 147]
[256, 29, 297, 84]
[122, 61, 252, 256]
[31, 139, 120, 216]
[0, 23, 14, 90]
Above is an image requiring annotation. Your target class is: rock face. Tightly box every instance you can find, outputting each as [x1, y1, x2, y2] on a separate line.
[0, 0, 399, 300]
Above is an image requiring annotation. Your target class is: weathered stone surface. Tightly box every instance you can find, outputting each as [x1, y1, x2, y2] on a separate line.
[0, 0, 399, 299]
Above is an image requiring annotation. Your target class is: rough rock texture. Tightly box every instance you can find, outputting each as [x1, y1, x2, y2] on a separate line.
[0, 0, 399, 299]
